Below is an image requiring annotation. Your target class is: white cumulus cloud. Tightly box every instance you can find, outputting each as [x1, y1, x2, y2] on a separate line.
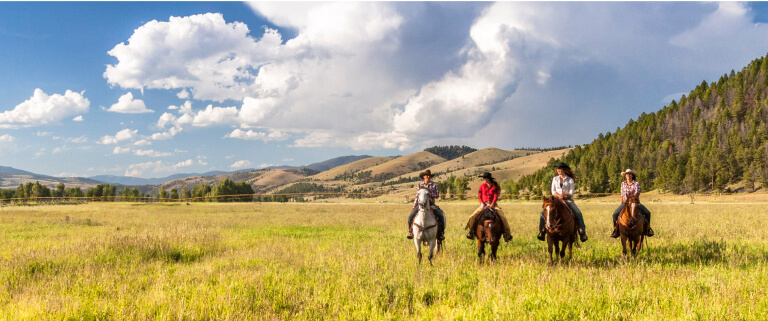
[230, 160, 252, 169]
[124, 159, 195, 177]
[134, 149, 172, 157]
[107, 92, 153, 113]
[0, 89, 89, 128]
[225, 128, 289, 141]
[113, 146, 131, 154]
[0, 134, 14, 142]
[100, 128, 138, 144]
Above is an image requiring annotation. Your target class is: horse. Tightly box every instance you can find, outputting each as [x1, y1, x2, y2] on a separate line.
[542, 196, 578, 263]
[618, 195, 645, 257]
[475, 207, 504, 262]
[412, 188, 440, 265]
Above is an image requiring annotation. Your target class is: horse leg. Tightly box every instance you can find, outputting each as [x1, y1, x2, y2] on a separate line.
[491, 240, 499, 261]
[415, 239, 422, 264]
[559, 240, 566, 259]
[620, 235, 628, 256]
[547, 237, 554, 263]
[554, 240, 562, 261]
[477, 239, 485, 262]
[428, 239, 435, 266]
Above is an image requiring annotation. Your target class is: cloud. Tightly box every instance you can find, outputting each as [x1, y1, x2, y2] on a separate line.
[0, 134, 14, 143]
[106, 3, 768, 150]
[133, 149, 172, 157]
[134, 139, 151, 146]
[73, 115, 84, 122]
[0, 89, 89, 128]
[225, 128, 289, 141]
[230, 160, 252, 169]
[107, 92, 153, 113]
[36, 131, 51, 137]
[124, 159, 195, 177]
[113, 146, 131, 154]
[52, 146, 70, 154]
[100, 128, 138, 144]
[177, 89, 190, 99]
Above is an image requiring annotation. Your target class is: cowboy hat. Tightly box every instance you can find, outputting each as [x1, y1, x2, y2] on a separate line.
[620, 169, 637, 178]
[554, 162, 571, 170]
[478, 172, 494, 179]
[419, 169, 433, 178]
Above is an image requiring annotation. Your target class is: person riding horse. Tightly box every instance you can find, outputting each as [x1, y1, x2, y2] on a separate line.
[610, 169, 654, 238]
[406, 170, 446, 241]
[537, 163, 588, 242]
[465, 172, 513, 242]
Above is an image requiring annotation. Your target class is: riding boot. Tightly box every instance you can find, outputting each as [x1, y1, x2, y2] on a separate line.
[610, 224, 620, 238]
[645, 221, 655, 237]
[579, 229, 588, 242]
[504, 233, 513, 242]
[537, 230, 546, 241]
[466, 229, 475, 240]
[406, 226, 414, 239]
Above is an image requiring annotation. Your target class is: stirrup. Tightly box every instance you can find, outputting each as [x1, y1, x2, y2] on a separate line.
[406, 230, 414, 239]
[646, 227, 655, 237]
[610, 227, 619, 238]
[537, 231, 545, 241]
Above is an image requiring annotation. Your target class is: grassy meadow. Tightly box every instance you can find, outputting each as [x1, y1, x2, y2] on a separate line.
[2, 200, 768, 320]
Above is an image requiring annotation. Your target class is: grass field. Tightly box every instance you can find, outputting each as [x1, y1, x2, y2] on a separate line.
[2, 201, 768, 320]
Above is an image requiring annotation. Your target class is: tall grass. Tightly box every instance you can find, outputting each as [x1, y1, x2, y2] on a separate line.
[1, 201, 768, 320]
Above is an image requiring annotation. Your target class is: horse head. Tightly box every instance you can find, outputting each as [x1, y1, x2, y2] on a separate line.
[625, 195, 641, 222]
[417, 187, 430, 209]
[542, 196, 562, 232]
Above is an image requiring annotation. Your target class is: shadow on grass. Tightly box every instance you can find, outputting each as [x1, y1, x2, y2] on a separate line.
[501, 238, 768, 269]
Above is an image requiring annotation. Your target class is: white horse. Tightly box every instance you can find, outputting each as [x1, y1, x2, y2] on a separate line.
[412, 187, 439, 265]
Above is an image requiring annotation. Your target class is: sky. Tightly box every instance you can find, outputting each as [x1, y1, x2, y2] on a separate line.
[2, 2, 768, 178]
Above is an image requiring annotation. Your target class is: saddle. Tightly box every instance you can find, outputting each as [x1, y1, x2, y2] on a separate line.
[472, 207, 498, 229]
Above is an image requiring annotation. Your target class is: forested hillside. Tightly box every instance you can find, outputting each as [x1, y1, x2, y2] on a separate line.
[511, 54, 768, 195]
[424, 145, 477, 160]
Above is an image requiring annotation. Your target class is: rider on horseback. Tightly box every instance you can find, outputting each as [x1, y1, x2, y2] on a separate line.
[537, 163, 589, 242]
[464, 172, 513, 242]
[610, 169, 654, 238]
[406, 170, 446, 241]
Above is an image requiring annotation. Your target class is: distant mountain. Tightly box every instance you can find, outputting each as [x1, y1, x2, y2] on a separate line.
[0, 166, 105, 189]
[302, 155, 372, 172]
[0, 166, 47, 177]
[90, 169, 256, 185]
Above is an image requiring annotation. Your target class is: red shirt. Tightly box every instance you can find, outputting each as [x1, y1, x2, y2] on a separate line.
[478, 183, 499, 204]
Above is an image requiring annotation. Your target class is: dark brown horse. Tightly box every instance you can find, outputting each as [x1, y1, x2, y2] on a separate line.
[619, 195, 644, 256]
[542, 196, 577, 262]
[475, 207, 503, 262]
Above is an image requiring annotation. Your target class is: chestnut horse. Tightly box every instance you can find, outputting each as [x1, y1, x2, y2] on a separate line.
[619, 195, 644, 256]
[542, 196, 578, 262]
[475, 207, 503, 262]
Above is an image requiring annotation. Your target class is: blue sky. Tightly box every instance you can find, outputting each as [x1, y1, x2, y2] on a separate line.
[1, 2, 768, 178]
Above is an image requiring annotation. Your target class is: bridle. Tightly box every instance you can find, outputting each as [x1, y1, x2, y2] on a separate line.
[412, 188, 437, 233]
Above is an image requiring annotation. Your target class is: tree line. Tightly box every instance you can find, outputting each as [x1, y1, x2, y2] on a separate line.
[507, 53, 768, 195]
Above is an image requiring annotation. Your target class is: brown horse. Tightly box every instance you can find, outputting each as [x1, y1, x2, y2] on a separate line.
[542, 196, 578, 262]
[475, 207, 503, 262]
[619, 195, 644, 256]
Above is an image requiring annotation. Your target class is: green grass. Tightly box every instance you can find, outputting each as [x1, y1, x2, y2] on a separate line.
[1, 201, 768, 320]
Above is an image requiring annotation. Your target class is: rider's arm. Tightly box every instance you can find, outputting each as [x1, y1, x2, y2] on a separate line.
[478, 185, 484, 206]
[490, 186, 499, 208]
[551, 177, 559, 198]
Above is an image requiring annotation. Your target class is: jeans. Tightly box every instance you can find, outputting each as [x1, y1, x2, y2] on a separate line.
[612, 202, 651, 225]
[539, 199, 586, 232]
[408, 206, 446, 235]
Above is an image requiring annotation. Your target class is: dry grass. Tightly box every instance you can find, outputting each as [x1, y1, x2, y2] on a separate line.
[1, 201, 768, 320]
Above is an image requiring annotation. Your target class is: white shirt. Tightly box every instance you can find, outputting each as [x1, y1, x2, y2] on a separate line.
[551, 176, 575, 197]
